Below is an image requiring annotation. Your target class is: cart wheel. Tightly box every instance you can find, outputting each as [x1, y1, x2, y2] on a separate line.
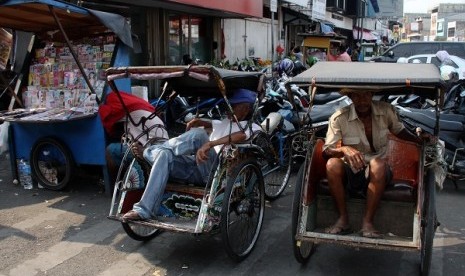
[122, 222, 161, 241]
[292, 164, 315, 263]
[30, 137, 74, 190]
[263, 135, 292, 200]
[220, 158, 265, 262]
[420, 168, 437, 276]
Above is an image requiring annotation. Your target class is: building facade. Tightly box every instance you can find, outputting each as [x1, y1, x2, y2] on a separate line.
[431, 3, 465, 41]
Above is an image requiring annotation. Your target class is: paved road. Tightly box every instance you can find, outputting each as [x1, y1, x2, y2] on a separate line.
[1, 153, 464, 276]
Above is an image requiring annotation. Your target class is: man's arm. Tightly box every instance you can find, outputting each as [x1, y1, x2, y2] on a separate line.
[323, 145, 366, 172]
[186, 118, 212, 131]
[196, 131, 247, 163]
[394, 128, 422, 144]
[395, 127, 437, 145]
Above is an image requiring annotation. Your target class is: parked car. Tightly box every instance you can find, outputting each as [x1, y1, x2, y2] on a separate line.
[370, 41, 465, 63]
[403, 54, 465, 80]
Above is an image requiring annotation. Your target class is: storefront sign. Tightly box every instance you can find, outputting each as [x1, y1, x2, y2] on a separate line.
[312, 0, 326, 21]
[283, 0, 308, 7]
[270, 0, 277, 13]
[168, 0, 262, 17]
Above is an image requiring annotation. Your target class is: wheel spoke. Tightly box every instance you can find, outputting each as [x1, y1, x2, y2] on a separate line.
[221, 160, 264, 261]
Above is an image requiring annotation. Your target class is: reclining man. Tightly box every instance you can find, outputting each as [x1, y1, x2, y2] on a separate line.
[122, 88, 262, 221]
[323, 89, 432, 238]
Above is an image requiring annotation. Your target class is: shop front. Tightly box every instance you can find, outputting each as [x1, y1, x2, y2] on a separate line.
[80, 0, 262, 97]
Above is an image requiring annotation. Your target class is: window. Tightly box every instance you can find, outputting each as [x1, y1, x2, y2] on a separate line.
[408, 57, 427, 63]
[327, 0, 346, 10]
[448, 27, 455, 38]
[392, 45, 411, 58]
[443, 43, 465, 57]
[168, 14, 209, 65]
[415, 43, 440, 55]
[430, 57, 441, 67]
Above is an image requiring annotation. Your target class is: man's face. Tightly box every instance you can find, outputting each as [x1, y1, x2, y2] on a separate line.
[228, 102, 251, 121]
[349, 92, 372, 114]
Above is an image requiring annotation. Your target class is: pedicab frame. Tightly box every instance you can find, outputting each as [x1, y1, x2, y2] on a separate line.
[105, 65, 269, 262]
[288, 62, 443, 275]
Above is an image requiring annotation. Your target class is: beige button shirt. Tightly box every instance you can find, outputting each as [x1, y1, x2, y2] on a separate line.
[324, 101, 405, 162]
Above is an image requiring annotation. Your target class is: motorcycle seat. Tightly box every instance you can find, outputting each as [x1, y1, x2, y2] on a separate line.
[400, 110, 464, 132]
[312, 92, 342, 105]
[406, 107, 465, 124]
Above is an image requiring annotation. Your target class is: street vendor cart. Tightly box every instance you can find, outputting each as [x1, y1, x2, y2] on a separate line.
[0, 0, 135, 193]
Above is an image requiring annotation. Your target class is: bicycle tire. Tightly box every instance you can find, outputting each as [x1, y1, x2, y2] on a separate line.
[30, 137, 74, 190]
[263, 134, 292, 200]
[220, 158, 265, 262]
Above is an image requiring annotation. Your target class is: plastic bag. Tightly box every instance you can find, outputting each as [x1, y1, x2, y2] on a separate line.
[0, 122, 9, 155]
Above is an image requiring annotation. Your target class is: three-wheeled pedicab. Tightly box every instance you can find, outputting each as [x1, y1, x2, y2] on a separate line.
[106, 65, 268, 261]
[289, 62, 444, 275]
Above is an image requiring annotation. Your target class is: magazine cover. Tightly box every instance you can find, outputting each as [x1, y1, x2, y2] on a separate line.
[0, 28, 12, 71]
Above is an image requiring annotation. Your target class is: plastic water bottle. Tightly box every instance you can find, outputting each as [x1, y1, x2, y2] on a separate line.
[17, 159, 33, 190]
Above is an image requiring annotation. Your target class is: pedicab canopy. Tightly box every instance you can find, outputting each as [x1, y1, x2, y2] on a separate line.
[290, 62, 443, 94]
[105, 65, 264, 98]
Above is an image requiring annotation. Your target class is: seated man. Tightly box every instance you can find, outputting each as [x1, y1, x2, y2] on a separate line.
[99, 92, 169, 184]
[122, 88, 262, 221]
[322, 89, 428, 238]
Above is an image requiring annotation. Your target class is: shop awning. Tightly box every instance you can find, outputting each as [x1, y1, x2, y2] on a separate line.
[282, 6, 313, 25]
[353, 28, 377, 41]
[0, 0, 136, 49]
[0, 0, 139, 100]
[161, 0, 262, 18]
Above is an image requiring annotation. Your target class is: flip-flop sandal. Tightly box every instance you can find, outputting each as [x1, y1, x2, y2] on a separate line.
[360, 229, 383, 239]
[325, 225, 352, 235]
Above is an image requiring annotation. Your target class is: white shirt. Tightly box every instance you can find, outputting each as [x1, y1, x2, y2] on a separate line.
[126, 110, 169, 146]
[210, 118, 262, 153]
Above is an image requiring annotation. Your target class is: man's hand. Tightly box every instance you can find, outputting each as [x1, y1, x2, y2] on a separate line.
[342, 146, 365, 172]
[186, 118, 211, 131]
[196, 142, 212, 163]
[415, 127, 438, 145]
[186, 118, 201, 131]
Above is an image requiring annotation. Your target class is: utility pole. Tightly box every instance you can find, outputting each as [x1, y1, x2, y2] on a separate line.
[270, 0, 277, 62]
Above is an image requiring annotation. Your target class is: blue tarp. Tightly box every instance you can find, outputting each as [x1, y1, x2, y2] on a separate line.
[0, 0, 139, 51]
[320, 23, 335, 35]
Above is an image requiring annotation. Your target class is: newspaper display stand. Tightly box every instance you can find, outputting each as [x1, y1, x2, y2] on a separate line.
[0, 0, 134, 193]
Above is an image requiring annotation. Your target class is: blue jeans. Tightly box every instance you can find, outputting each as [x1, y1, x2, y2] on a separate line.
[132, 128, 217, 219]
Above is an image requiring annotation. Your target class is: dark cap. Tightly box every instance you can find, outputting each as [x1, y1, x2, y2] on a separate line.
[229, 89, 256, 104]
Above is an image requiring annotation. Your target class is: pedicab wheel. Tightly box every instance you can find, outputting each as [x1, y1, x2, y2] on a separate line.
[420, 168, 437, 276]
[220, 158, 265, 262]
[118, 157, 162, 242]
[263, 136, 292, 201]
[122, 222, 161, 241]
[30, 137, 74, 190]
[292, 164, 315, 263]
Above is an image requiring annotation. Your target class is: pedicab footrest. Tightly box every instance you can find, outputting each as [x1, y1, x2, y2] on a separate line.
[114, 216, 199, 233]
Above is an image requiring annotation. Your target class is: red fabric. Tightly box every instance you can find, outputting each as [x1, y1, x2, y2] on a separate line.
[99, 91, 155, 137]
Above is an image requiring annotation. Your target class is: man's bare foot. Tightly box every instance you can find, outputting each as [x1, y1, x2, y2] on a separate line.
[325, 223, 352, 235]
[360, 221, 383, 238]
[325, 217, 351, 235]
[131, 142, 144, 160]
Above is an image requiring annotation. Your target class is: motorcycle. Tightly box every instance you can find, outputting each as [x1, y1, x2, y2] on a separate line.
[151, 91, 225, 136]
[398, 106, 465, 188]
[391, 79, 465, 187]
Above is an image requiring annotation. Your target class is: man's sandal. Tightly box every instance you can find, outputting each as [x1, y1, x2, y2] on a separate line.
[324, 224, 352, 235]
